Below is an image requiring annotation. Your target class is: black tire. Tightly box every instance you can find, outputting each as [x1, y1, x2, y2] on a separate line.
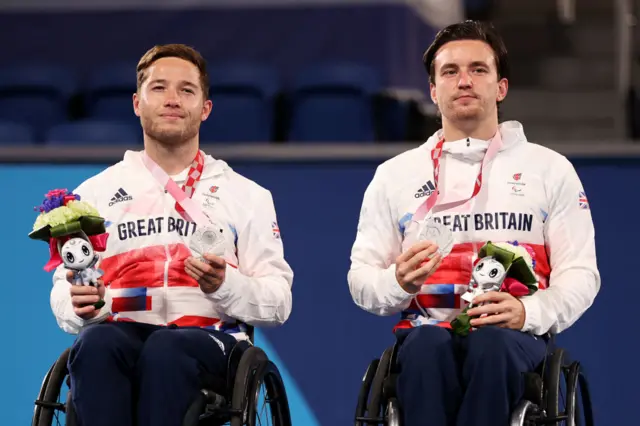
[564, 362, 580, 426]
[563, 361, 596, 426]
[32, 353, 56, 426]
[230, 346, 267, 425]
[367, 347, 393, 423]
[246, 360, 291, 426]
[543, 348, 565, 425]
[577, 369, 595, 426]
[33, 348, 70, 426]
[354, 359, 380, 425]
[230, 346, 291, 426]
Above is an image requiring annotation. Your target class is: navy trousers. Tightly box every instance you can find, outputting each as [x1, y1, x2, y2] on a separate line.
[67, 321, 238, 426]
[396, 325, 548, 426]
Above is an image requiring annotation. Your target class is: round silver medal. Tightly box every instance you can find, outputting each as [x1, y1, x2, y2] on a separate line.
[418, 218, 454, 258]
[189, 225, 225, 261]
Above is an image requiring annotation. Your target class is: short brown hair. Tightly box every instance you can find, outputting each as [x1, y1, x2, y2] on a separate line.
[136, 44, 210, 98]
[422, 20, 509, 85]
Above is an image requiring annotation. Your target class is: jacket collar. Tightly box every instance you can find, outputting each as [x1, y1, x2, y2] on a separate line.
[122, 149, 231, 182]
[422, 120, 528, 163]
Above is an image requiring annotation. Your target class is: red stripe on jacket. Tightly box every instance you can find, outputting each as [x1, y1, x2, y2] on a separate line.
[398, 241, 551, 319]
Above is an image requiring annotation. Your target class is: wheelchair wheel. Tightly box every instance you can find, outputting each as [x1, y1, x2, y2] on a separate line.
[33, 348, 75, 426]
[575, 367, 595, 426]
[367, 347, 393, 420]
[561, 360, 595, 426]
[354, 359, 380, 425]
[540, 348, 595, 426]
[230, 346, 291, 426]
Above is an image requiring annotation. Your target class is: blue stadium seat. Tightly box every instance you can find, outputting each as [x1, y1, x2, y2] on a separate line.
[377, 88, 432, 141]
[288, 62, 382, 142]
[199, 62, 280, 143]
[84, 62, 138, 125]
[45, 120, 141, 145]
[0, 64, 77, 139]
[0, 121, 36, 145]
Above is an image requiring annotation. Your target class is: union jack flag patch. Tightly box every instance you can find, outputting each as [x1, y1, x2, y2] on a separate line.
[578, 191, 589, 210]
[272, 221, 281, 239]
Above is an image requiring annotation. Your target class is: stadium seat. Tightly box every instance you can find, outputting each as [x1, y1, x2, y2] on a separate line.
[199, 62, 280, 143]
[84, 62, 138, 125]
[45, 120, 141, 145]
[0, 64, 77, 139]
[0, 121, 36, 145]
[288, 62, 382, 143]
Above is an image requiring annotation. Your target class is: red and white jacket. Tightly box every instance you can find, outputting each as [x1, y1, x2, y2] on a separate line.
[348, 121, 600, 336]
[50, 150, 294, 341]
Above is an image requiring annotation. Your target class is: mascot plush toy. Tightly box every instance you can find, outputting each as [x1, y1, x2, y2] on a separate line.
[29, 189, 109, 309]
[450, 241, 539, 336]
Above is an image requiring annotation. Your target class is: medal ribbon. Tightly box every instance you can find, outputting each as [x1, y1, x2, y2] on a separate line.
[411, 131, 504, 318]
[142, 150, 211, 226]
[414, 131, 503, 222]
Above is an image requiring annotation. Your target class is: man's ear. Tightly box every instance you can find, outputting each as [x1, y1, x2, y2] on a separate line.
[133, 92, 140, 117]
[496, 78, 508, 103]
[430, 83, 438, 106]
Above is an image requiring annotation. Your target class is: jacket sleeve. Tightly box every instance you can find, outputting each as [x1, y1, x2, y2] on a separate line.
[49, 182, 113, 334]
[347, 166, 414, 316]
[206, 189, 293, 327]
[519, 156, 601, 336]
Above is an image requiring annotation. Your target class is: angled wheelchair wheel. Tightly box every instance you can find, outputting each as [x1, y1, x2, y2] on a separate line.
[563, 361, 595, 426]
[354, 358, 380, 425]
[354, 346, 399, 426]
[538, 348, 595, 426]
[33, 348, 76, 426]
[367, 346, 393, 421]
[230, 346, 292, 426]
[576, 366, 595, 426]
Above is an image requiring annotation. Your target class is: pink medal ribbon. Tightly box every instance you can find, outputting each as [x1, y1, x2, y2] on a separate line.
[414, 131, 504, 222]
[141, 150, 212, 226]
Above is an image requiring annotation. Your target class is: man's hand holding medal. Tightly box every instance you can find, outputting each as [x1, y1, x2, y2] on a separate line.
[395, 219, 453, 294]
[185, 226, 227, 294]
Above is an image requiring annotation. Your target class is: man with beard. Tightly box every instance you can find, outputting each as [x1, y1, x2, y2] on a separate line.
[347, 21, 600, 426]
[49, 44, 294, 426]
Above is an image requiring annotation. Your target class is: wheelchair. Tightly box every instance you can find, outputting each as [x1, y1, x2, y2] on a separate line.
[31, 326, 292, 426]
[354, 330, 595, 426]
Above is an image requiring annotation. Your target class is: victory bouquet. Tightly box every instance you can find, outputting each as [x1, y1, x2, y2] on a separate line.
[29, 189, 109, 308]
[450, 241, 539, 336]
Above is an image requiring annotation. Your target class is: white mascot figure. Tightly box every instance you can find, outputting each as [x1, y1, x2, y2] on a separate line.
[60, 237, 103, 287]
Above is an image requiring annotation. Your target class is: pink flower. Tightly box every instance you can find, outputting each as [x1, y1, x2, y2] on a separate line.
[500, 277, 530, 297]
[46, 189, 69, 198]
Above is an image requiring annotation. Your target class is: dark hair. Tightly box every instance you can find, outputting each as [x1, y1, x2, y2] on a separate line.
[136, 44, 210, 98]
[422, 20, 509, 85]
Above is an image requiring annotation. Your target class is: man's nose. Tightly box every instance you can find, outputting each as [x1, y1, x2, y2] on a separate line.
[457, 71, 473, 88]
[164, 89, 181, 106]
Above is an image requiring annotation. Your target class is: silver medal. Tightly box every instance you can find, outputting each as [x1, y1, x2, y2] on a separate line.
[418, 218, 454, 258]
[189, 225, 225, 261]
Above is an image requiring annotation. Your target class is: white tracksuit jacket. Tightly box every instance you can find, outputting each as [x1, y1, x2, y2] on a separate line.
[50, 150, 294, 341]
[348, 121, 600, 336]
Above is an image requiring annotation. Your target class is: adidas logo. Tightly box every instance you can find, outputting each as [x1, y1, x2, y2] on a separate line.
[109, 188, 133, 206]
[414, 181, 436, 198]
